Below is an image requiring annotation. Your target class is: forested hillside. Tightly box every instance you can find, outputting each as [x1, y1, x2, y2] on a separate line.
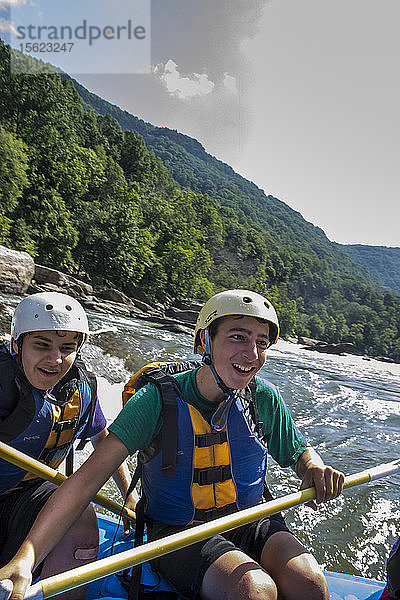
[1, 41, 400, 361]
[74, 79, 368, 277]
[342, 245, 400, 295]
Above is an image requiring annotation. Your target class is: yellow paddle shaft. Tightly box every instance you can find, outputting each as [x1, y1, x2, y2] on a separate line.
[34, 461, 400, 600]
[0, 441, 135, 523]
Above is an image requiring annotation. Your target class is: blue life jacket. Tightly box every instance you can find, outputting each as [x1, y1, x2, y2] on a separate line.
[130, 365, 268, 526]
[0, 341, 97, 494]
[142, 391, 268, 525]
[121, 363, 269, 600]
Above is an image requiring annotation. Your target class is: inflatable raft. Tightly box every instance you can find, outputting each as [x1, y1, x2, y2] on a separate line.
[86, 513, 385, 600]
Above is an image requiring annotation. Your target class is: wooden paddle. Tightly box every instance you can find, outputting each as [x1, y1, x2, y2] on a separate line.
[0, 441, 136, 523]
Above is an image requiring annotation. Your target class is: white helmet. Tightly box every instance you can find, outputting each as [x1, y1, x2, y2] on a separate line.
[194, 289, 280, 352]
[11, 292, 89, 345]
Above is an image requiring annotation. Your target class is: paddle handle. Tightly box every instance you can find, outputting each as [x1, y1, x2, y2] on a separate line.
[343, 458, 400, 487]
[0, 442, 135, 523]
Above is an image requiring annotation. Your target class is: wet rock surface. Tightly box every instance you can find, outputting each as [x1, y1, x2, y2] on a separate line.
[0, 244, 196, 332]
[0, 246, 35, 294]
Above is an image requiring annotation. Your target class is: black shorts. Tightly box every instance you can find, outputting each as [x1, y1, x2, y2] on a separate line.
[150, 512, 290, 600]
[0, 479, 57, 571]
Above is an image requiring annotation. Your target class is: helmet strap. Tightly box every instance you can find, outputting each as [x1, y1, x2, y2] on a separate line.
[15, 337, 25, 372]
[202, 328, 233, 394]
[210, 393, 236, 432]
[208, 361, 232, 397]
[13, 336, 34, 395]
[201, 328, 237, 431]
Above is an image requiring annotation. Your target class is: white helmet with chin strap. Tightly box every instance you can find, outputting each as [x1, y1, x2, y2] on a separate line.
[194, 289, 280, 354]
[11, 292, 89, 349]
[193, 289, 280, 432]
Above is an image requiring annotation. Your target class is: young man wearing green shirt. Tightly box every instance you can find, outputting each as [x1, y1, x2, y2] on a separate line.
[0, 289, 344, 600]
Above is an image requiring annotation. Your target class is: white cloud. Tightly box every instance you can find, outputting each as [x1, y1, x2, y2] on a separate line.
[0, 0, 29, 36]
[0, 16, 18, 33]
[155, 59, 215, 100]
[0, 0, 28, 9]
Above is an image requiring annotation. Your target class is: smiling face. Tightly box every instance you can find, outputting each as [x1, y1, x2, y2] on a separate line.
[14, 330, 79, 391]
[200, 315, 270, 394]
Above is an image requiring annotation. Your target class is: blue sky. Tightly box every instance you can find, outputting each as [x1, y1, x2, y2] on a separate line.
[2, 0, 399, 247]
[3, 0, 150, 74]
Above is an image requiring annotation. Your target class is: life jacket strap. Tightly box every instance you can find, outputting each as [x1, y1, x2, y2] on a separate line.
[195, 430, 227, 447]
[193, 503, 237, 522]
[193, 465, 232, 486]
[128, 495, 146, 600]
[52, 418, 79, 434]
[39, 443, 71, 464]
[140, 368, 182, 479]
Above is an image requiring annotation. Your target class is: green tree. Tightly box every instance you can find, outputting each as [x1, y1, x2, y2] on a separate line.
[348, 323, 365, 349]
[0, 127, 29, 213]
[308, 315, 325, 339]
[163, 241, 212, 299]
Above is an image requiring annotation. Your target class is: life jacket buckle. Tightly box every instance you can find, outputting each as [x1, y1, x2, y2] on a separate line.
[195, 431, 227, 448]
[53, 418, 79, 434]
[194, 465, 231, 486]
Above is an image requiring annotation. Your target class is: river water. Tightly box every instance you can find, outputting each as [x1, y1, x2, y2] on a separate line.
[2, 296, 400, 582]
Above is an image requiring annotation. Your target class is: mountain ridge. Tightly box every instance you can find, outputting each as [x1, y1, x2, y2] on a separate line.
[341, 244, 400, 295]
[71, 76, 373, 281]
[74, 77, 400, 297]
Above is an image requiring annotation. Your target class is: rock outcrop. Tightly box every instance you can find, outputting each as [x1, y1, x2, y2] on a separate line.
[298, 336, 322, 347]
[302, 341, 355, 355]
[298, 335, 356, 356]
[0, 246, 35, 294]
[165, 306, 198, 324]
[32, 264, 93, 297]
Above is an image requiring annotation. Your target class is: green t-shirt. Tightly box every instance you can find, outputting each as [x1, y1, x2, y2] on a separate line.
[109, 368, 307, 468]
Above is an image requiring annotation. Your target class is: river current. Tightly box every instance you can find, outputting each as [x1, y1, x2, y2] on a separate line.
[2, 296, 400, 582]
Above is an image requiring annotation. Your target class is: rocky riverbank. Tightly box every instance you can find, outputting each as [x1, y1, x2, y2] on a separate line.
[0, 245, 199, 335]
[0, 245, 395, 362]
